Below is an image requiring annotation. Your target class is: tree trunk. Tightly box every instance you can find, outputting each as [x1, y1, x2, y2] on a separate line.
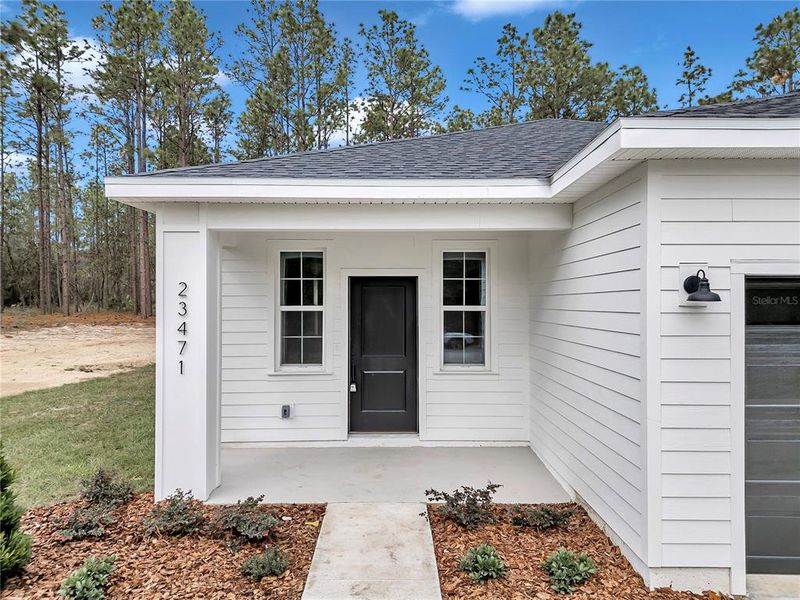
[138, 210, 151, 318]
[128, 206, 139, 313]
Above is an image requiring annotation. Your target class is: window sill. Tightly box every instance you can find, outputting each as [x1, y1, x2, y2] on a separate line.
[431, 368, 499, 377]
[267, 369, 334, 378]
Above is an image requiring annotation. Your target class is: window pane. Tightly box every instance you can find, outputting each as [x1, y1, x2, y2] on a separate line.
[282, 311, 302, 336]
[443, 335, 464, 364]
[303, 279, 323, 306]
[443, 253, 463, 278]
[443, 280, 463, 306]
[303, 253, 323, 278]
[444, 310, 463, 334]
[282, 280, 301, 306]
[303, 311, 322, 336]
[281, 252, 301, 278]
[464, 280, 485, 306]
[463, 311, 484, 337]
[303, 337, 322, 364]
[464, 252, 485, 278]
[463, 336, 485, 365]
[282, 337, 302, 364]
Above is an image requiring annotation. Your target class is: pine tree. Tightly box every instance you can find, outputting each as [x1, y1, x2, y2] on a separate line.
[335, 37, 357, 145]
[462, 24, 528, 126]
[733, 8, 800, 96]
[161, 0, 220, 168]
[357, 10, 447, 142]
[676, 46, 711, 107]
[525, 11, 612, 120]
[442, 106, 477, 132]
[204, 92, 233, 163]
[607, 65, 657, 119]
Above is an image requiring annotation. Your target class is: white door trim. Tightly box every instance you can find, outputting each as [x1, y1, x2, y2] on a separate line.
[729, 259, 800, 596]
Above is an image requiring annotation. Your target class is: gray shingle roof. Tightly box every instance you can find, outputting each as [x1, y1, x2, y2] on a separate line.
[138, 119, 607, 179]
[639, 91, 800, 118]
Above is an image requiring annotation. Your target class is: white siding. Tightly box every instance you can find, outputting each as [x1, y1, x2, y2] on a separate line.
[529, 166, 647, 570]
[652, 160, 800, 569]
[220, 232, 530, 443]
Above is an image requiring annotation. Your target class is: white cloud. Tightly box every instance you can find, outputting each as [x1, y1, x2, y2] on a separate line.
[213, 70, 231, 88]
[451, 0, 561, 21]
[10, 34, 101, 93]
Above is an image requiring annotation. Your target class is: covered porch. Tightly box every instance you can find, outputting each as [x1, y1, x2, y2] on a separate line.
[208, 445, 570, 504]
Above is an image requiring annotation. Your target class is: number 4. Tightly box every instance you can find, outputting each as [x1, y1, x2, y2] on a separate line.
[177, 322, 187, 335]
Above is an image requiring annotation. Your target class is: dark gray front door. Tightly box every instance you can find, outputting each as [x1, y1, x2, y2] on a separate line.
[349, 277, 418, 433]
[745, 277, 800, 575]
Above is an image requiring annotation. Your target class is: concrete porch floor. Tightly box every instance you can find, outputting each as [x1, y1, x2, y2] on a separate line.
[208, 446, 570, 504]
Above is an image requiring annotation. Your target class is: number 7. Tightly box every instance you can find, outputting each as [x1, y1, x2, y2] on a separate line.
[178, 340, 187, 355]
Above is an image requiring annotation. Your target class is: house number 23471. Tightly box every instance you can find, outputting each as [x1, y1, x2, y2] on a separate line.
[177, 282, 188, 374]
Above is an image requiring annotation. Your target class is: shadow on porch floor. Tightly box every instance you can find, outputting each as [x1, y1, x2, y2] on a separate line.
[207, 446, 570, 504]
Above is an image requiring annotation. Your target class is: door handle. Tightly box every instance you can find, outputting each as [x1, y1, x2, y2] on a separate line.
[350, 362, 357, 393]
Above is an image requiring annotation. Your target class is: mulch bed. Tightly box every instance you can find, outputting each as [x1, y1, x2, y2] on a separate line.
[428, 503, 728, 600]
[2, 493, 325, 599]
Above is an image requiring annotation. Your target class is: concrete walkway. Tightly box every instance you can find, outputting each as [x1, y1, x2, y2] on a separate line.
[302, 503, 441, 600]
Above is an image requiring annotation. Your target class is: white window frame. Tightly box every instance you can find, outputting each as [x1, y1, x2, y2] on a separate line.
[268, 241, 329, 374]
[433, 240, 498, 373]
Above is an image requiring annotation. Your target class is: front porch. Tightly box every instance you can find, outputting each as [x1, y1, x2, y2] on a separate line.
[208, 446, 570, 504]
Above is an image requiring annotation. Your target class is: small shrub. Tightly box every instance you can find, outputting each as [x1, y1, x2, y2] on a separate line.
[0, 446, 31, 587]
[459, 544, 506, 582]
[509, 505, 573, 530]
[241, 547, 288, 580]
[80, 470, 132, 507]
[58, 555, 116, 599]
[541, 547, 596, 594]
[143, 489, 205, 537]
[60, 507, 114, 541]
[214, 495, 279, 548]
[425, 483, 501, 529]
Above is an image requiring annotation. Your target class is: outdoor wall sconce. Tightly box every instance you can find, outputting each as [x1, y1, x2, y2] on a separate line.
[683, 269, 721, 302]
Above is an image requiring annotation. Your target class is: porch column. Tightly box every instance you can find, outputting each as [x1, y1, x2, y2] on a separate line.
[155, 206, 220, 500]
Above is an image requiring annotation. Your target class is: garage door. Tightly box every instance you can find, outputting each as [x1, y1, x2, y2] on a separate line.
[745, 277, 800, 575]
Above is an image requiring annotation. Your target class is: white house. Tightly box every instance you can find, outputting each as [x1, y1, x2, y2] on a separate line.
[105, 93, 800, 596]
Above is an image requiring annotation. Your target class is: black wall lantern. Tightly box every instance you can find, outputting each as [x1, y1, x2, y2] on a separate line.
[683, 269, 721, 302]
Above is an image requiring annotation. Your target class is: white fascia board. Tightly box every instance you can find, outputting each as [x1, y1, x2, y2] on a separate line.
[104, 176, 551, 202]
[550, 117, 800, 198]
[619, 117, 800, 149]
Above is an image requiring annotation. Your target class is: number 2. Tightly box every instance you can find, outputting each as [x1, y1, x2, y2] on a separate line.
[178, 282, 187, 297]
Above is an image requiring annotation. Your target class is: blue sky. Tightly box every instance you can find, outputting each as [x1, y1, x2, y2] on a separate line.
[1, 0, 796, 165]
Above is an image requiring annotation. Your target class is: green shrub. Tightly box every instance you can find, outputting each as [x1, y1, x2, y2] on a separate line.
[509, 505, 572, 530]
[58, 555, 116, 599]
[241, 547, 288, 580]
[0, 446, 31, 587]
[459, 544, 506, 582]
[541, 547, 596, 594]
[142, 489, 205, 537]
[213, 495, 279, 548]
[60, 507, 114, 541]
[425, 483, 501, 529]
[80, 469, 133, 507]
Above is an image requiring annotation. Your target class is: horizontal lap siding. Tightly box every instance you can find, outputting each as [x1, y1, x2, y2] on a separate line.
[529, 168, 646, 566]
[220, 232, 530, 443]
[656, 162, 800, 568]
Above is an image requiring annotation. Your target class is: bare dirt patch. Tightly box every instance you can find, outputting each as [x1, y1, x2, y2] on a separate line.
[0, 323, 155, 397]
[429, 503, 728, 600]
[2, 493, 325, 599]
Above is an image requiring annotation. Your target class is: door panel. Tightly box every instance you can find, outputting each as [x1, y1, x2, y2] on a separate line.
[745, 277, 800, 575]
[350, 277, 417, 433]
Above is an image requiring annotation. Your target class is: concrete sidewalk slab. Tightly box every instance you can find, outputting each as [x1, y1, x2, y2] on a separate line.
[302, 503, 441, 600]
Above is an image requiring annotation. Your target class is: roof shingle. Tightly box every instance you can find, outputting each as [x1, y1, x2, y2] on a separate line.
[638, 91, 800, 118]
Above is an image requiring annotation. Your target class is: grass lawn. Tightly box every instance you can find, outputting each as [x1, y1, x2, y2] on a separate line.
[1, 365, 155, 507]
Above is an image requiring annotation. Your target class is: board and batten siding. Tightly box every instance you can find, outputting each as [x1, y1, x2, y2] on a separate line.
[651, 159, 800, 575]
[529, 165, 647, 572]
[220, 232, 531, 444]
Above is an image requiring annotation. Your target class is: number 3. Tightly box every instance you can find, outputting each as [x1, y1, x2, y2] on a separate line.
[178, 301, 187, 316]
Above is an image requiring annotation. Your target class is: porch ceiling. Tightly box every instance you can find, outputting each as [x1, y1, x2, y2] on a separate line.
[207, 446, 570, 504]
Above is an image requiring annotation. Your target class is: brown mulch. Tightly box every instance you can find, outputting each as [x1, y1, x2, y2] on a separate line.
[2, 493, 325, 599]
[428, 503, 729, 600]
[0, 310, 154, 332]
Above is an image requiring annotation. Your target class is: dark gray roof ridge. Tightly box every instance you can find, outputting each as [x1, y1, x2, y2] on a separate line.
[638, 90, 800, 118]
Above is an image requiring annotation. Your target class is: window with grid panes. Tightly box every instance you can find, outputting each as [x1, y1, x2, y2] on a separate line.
[280, 251, 323, 365]
[442, 251, 486, 366]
